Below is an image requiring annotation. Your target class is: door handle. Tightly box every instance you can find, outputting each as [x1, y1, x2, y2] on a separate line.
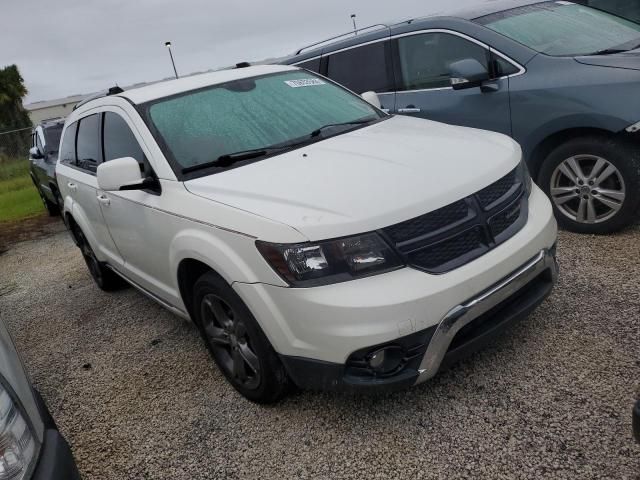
[96, 194, 110, 206]
[398, 107, 421, 113]
[67, 182, 77, 191]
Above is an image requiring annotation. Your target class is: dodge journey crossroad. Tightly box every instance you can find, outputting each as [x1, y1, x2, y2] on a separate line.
[56, 65, 558, 403]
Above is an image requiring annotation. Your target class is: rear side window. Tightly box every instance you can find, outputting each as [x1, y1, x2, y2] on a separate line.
[103, 112, 145, 166]
[296, 58, 321, 73]
[59, 122, 77, 165]
[76, 114, 102, 172]
[326, 41, 392, 94]
[397, 33, 489, 91]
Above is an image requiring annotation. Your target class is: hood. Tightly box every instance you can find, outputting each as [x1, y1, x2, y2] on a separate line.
[575, 49, 640, 71]
[184, 115, 521, 241]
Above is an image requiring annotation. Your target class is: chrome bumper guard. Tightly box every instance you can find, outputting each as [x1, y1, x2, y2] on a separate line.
[415, 248, 558, 384]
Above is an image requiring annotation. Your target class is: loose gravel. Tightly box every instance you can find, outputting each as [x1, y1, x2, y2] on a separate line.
[0, 224, 638, 479]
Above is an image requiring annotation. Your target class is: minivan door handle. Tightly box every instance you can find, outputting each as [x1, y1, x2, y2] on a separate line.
[96, 194, 111, 206]
[67, 182, 77, 191]
[398, 106, 421, 113]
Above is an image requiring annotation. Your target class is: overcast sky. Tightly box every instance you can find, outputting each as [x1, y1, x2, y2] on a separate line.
[4, 0, 487, 104]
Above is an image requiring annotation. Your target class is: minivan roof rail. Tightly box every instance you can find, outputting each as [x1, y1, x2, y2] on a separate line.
[73, 86, 125, 111]
[295, 23, 390, 55]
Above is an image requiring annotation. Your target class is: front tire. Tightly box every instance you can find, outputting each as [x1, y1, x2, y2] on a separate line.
[193, 271, 288, 403]
[72, 224, 126, 291]
[538, 136, 640, 234]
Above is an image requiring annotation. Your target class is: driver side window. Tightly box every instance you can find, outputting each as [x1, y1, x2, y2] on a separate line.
[397, 33, 490, 91]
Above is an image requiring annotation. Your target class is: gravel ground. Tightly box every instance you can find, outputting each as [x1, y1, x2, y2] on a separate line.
[0, 224, 638, 479]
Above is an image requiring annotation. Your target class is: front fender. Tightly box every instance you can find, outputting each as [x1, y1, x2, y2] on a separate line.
[169, 228, 287, 288]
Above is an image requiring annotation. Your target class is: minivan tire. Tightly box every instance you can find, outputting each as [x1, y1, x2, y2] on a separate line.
[538, 136, 640, 234]
[193, 271, 289, 404]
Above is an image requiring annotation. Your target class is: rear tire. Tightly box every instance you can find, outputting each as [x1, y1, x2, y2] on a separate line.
[72, 224, 126, 291]
[538, 136, 640, 234]
[193, 271, 289, 403]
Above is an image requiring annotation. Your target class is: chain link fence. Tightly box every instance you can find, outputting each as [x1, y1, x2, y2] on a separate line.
[0, 127, 32, 163]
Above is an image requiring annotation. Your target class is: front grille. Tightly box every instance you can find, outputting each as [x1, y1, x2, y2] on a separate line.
[382, 167, 528, 274]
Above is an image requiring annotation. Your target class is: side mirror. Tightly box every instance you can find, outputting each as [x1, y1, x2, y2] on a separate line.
[97, 157, 144, 191]
[361, 91, 382, 109]
[449, 59, 491, 90]
[29, 146, 44, 159]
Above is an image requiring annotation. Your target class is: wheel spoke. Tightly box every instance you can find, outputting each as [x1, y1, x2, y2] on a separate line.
[577, 197, 588, 222]
[588, 158, 607, 181]
[595, 188, 625, 202]
[204, 296, 233, 328]
[232, 349, 248, 380]
[594, 194, 623, 212]
[238, 342, 260, 373]
[204, 323, 230, 346]
[558, 161, 580, 184]
[593, 164, 617, 187]
[566, 157, 587, 182]
[586, 198, 597, 223]
[550, 187, 579, 205]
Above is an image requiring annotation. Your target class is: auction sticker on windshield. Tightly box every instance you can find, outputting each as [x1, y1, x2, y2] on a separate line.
[284, 78, 326, 88]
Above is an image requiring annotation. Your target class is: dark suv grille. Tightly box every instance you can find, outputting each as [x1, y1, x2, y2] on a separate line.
[382, 167, 528, 274]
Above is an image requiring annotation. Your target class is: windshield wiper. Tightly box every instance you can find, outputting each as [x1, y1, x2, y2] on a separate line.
[310, 119, 373, 138]
[590, 47, 629, 56]
[182, 140, 310, 174]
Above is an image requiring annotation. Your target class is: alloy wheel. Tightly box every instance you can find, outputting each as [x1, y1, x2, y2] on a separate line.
[200, 293, 261, 390]
[550, 155, 626, 224]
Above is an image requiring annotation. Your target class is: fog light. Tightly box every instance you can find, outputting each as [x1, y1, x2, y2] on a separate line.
[367, 346, 404, 374]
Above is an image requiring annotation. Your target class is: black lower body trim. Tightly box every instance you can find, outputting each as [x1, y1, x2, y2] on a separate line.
[633, 400, 640, 443]
[32, 390, 82, 480]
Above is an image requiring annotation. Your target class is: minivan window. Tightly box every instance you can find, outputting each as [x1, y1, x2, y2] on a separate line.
[103, 112, 144, 166]
[76, 114, 102, 172]
[145, 71, 383, 175]
[296, 58, 321, 73]
[326, 41, 392, 93]
[59, 122, 77, 165]
[43, 125, 63, 153]
[477, 1, 640, 56]
[397, 33, 489, 91]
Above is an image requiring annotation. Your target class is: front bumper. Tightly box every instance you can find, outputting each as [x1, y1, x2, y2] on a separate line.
[32, 390, 81, 480]
[280, 247, 558, 392]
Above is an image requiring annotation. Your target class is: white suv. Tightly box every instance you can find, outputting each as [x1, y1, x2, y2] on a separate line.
[56, 65, 558, 403]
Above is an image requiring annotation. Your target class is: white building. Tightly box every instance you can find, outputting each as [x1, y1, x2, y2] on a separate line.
[25, 94, 88, 125]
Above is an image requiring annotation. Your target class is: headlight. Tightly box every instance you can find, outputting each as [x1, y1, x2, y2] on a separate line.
[520, 158, 533, 196]
[257, 232, 404, 287]
[0, 380, 39, 480]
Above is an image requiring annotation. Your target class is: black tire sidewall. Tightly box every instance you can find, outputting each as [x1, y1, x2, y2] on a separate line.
[538, 137, 640, 234]
[193, 272, 287, 403]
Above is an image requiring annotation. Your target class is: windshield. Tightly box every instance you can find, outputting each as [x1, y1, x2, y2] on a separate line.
[477, 1, 640, 56]
[145, 70, 383, 176]
[43, 124, 63, 153]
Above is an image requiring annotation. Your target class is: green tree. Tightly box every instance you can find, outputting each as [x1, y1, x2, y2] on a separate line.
[0, 65, 31, 160]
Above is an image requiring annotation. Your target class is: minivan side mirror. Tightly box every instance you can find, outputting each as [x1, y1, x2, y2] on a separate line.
[29, 146, 44, 159]
[361, 91, 382, 109]
[97, 157, 144, 191]
[449, 59, 491, 90]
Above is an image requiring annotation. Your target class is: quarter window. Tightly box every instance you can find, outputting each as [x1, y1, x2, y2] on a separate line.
[397, 33, 490, 91]
[103, 112, 145, 166]
[326, 41, 392, 94]
[296, 58, 321, 73]
[76, 114, 102, 172]
[59, 122, 77, 165]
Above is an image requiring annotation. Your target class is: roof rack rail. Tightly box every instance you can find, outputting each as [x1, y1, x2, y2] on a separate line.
[73, 85, 125, 111]
[295, 23, 390, 55]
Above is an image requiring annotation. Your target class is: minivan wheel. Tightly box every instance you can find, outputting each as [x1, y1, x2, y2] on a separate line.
[193, 271, 288, 403]
[539, 137, 640, 234]
[73, 225, 126, 291]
